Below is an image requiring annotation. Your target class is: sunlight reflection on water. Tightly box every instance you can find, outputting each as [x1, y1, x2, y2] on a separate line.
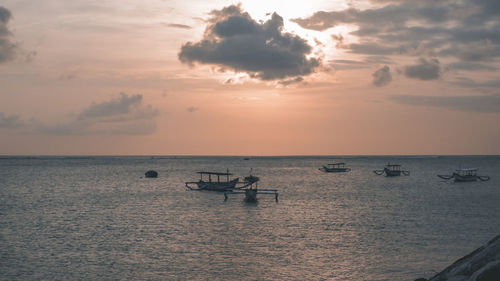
[1, 156, 499, 280]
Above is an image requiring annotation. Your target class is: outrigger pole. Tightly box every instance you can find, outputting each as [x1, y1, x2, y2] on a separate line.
[224, 188, 279, 202]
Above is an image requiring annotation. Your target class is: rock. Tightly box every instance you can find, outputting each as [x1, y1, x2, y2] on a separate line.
[145, 170, 158, 178]
[428, 235, 500, 281]
[414, 278, 428, 281]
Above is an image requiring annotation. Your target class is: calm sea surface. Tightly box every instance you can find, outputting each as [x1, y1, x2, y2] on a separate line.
[1, 156, 499, 280]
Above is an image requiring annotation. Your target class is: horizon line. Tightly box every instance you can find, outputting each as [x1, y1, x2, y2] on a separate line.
[1, 154, 499, 157]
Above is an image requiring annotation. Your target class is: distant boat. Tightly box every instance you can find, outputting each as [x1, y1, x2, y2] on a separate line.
[243, 157, 251, 160]
[185, 169, 260, 192]
[319, 162, 351, 173]
[185, 171, 239, 191]
[438, 168, 490, 182]
[374, 164, 410, 176]
[145, 170, 158, 178]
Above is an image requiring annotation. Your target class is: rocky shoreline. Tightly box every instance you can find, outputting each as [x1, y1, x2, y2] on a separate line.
[415, 235, 500, 281]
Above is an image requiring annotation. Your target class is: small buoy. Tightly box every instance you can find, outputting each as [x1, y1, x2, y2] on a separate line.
[145, 170, 158, 178]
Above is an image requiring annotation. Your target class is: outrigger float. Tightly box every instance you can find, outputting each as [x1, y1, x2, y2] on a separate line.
[319, 162, 351, 173]
[185, 170, 261, 192]
[224, 174, 278, 203]
[438, 168, 490, 182]
[374, 164, 410, 176]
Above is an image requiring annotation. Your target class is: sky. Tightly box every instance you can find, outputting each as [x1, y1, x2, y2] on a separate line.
[0, 0, 499, 155]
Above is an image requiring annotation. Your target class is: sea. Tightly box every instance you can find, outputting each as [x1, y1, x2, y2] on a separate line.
[1, 156, 499, 281]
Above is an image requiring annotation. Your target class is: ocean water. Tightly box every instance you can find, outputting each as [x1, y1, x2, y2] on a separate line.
[1, 156, 499, 281]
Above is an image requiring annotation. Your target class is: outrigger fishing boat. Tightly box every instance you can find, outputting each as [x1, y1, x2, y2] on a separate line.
[438, 168, 490, 182]
[185, 170, 256, 192]
[319, 162, 351, 173]
[224, 174, 278, 203]
[373, 164, 410, 177]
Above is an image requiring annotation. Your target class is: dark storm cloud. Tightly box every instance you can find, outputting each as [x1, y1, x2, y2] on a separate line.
[178, 5, 320, 81]
[389, 93, 500, 113]
[37, 93, 159, 135]
[0, 6, 18, 63]
[293, 1, 500, 71]
[0, 112, 24, 129]
[372, 65, 392, 86]
[404, 58, 441, 80]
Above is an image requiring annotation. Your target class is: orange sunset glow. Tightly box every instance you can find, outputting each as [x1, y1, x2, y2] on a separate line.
[1, 0, 499, 155]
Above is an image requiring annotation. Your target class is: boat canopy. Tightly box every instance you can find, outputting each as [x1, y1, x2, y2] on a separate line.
[196, 171, 233, 176]
[455, 168, 478, 176]
[455, 168, 477, 172]
[385, 164, 402, 171]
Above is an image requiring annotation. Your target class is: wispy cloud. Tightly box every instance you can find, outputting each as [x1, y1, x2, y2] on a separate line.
[372, 65, 392, 86]
[164, 23, 192, 29]
[35, 93, 160, 135]
[0, 112, 24, 129]
[452, 77, 500, 89]
[278, 77, 304, 86]
[389, 93, 500, 113]
[330, 59, 371, 70]
[186, 106, 199, 113]
[59, 71, 78, 81]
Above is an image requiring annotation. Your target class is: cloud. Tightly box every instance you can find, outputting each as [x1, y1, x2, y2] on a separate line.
[452, 77, 500, 89]
[0, 6, 12, 33]
[186, 106, 199, 112]
[0, 6, 18, 63]
[292, 3, 453, 32]
[37, 93, 160, 135]
[404, 58, 441, 80]
[0, 112, 24, 128]
[77, 93, 157, 120]
[331, 34, 345, 48]
[278, 76, 304, 86]
[349, 43, 403, 55]
[25, 51, 37, 62]
[447, 62, 496, 71]
[292, 1, 500, 72]
[59, 72, 78, 81]
[389, 93, 500, 113]
[178, 5, 320, 81]
[164, 23, 192, 29]
[330, 59, 370, 70]
[442, 40, 500, 62]
[364, 56, 393, 64]
[372, 65, 392, 86]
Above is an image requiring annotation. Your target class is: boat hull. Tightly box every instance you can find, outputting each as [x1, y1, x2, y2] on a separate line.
[196, 178, 239, 191]
[320, 167, 351, 173]
[384, 168, 401, 177]
[244, 189, 258, 202]
[453, 173, 478, 182]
